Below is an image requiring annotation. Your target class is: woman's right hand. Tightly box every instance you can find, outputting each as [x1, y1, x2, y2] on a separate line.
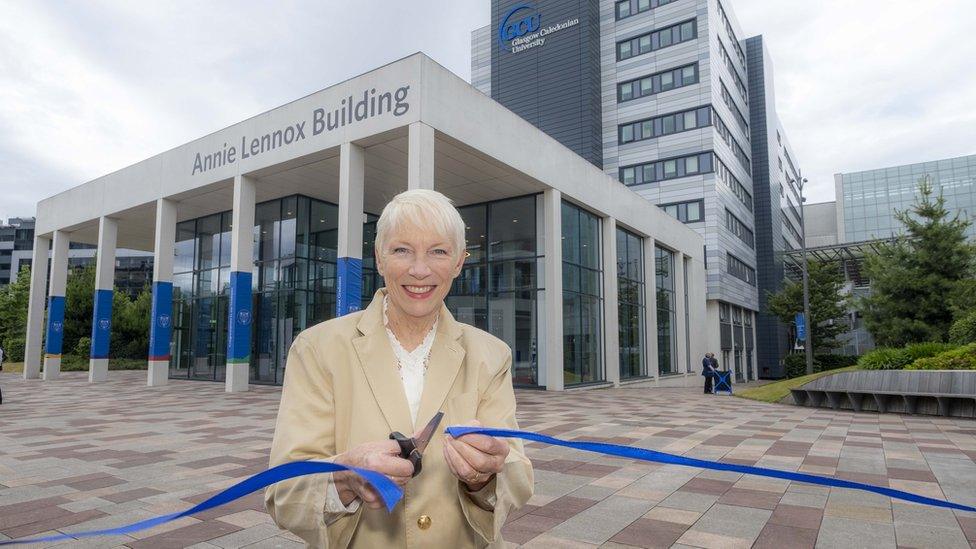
[333, 440, 415, 509]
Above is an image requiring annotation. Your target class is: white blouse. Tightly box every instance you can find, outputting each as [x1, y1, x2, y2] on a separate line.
[324, 295, 437, 518]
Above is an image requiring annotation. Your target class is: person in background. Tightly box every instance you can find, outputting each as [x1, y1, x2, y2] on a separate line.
[701, 352, 717, 394]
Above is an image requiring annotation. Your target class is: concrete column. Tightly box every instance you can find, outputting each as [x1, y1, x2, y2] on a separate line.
[337, 141, 365, 316]
[602, 217, 620, 387]
[407, 122, 435, 190]
[23, 235, 50, 379]
[643, 237, 659, 379]
[542, 189, 564, 391]
[226, 174, 255, 392]
[43, 230, 70, 380]
[674, 253, 689, 375]
[148, 198, 177, 387]
[89, 216, 117, 382]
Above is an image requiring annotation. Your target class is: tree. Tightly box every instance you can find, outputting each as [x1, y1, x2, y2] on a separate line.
[860, 178, 976, 347]
[0, 265, 32, 361]
[64, 264, 95, 355]
[767, 260, 848, 352]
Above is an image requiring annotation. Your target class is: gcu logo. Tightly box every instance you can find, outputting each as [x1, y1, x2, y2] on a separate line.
[237, 309, 252, 326]
[98, 319, 111, 331]
[157, 314, 171, 329]
[52, 320, 63, 333]
[499, 4, 541, 46]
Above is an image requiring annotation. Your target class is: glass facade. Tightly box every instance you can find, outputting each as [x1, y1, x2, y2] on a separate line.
[655, 246, 678, 375]
[616, 228, 645, 379]
[169, 195, 379, 384]
[841, 154, 976, 242]
[562, 201, 603, 385]
[448, 195, 542, 387]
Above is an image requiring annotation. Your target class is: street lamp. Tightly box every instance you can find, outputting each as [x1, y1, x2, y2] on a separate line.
[798, 177, 814, 376]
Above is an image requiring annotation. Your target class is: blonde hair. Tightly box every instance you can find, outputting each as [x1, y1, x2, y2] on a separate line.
[375, 189, 466, 258]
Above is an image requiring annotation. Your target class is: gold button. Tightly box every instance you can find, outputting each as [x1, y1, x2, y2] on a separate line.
[417, 515, 432, 530]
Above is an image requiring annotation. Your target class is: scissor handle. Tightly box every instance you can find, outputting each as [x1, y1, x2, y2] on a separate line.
[390, 431, 423, 477]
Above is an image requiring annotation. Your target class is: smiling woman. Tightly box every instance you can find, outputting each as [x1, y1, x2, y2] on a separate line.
[265, 188, 534, 547]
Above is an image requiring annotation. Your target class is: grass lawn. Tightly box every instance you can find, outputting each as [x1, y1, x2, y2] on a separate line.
[736, 365, 859, 404]
[2, 362, 24, 373]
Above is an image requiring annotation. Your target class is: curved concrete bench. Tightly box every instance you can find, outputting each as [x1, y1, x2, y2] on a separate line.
[790, 370, 976, 418]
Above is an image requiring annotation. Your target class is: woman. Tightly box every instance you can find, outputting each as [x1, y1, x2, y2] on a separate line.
[265, 189, 534, 547]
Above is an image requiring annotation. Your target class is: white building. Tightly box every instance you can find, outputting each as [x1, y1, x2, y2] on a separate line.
[24, 54, 708, 392]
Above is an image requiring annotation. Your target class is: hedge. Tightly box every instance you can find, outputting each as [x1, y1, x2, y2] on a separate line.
[858, 343, 955, 370]
[907, 343, 976, 370]
[784, 353, 858, 379]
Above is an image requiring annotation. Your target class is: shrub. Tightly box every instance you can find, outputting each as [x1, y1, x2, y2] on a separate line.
[784, 354, 820, 379]
[908, 343, 976, 370]
[74, 337, 92, 359]
[858, 347, 909, 370]
[949, 312, 976, 345]
[903, 341, 956, 362]
[2, 336, 25, 362]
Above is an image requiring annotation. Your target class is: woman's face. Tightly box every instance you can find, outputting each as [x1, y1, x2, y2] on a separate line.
[376, 222, 464, 322]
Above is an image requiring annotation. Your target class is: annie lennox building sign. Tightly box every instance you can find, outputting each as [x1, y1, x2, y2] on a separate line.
[192, 85, 412, 175]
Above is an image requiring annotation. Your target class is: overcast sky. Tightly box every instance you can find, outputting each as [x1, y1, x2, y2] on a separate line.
[1, 0, 974, 223]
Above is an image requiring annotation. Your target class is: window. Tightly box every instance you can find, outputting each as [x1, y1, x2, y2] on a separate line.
[716, 0, 746, 65]
[712, 110, 751, 174]
[714, 156, 753, 211]
[449, 195, 542, 386]
[725, 209, 755, 248]
[719, 80, 749, 135]
[618, 63, 698, 103]
[727, 253, 756, 285]
[617, 228, 646, 379]
[620, 152, 713, 186]
[659, 200, 705, 223]
[168, 195, 370, 386]
[615, 0, 676, 21]
[617, 19, 697, 61]
[718, 39, 748, 104]
[656, 246, 678, 375]
[562, 202, 604, 385]
[618, 106, 712, 145]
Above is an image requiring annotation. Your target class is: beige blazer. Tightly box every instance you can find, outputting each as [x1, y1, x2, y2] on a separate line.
[265, 289, 534, 548]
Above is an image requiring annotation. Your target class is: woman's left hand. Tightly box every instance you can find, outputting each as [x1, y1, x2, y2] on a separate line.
[442, 420, 510, 491]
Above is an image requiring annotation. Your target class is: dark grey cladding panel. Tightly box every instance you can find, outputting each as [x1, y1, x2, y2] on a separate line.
[746, 35, 790, 379]
[491, 0, 603, 168]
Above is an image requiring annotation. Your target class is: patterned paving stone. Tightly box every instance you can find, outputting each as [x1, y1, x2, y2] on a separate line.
[0, 370, 974, 548]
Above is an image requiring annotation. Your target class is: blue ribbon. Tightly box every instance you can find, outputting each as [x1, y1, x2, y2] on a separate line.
[446, 426, 976, 513]
[3, 426, 973, 546]
[0, 461, 401, 546]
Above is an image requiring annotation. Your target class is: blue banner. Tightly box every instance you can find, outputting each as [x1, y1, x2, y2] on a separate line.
[45, 295, 65, 356]
[149, 281, 173, 360]
[90, 289, 113, 359]
[795, 312, 807, 342]
[227, 271, 253, 364]
[336, 256, 363, 317]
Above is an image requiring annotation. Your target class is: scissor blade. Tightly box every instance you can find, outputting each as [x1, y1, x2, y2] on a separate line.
[412, 411, 444, 454]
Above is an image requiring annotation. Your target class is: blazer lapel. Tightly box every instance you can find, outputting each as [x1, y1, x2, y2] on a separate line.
[352, 291, 415, 435]
[416, 305, 466, 427]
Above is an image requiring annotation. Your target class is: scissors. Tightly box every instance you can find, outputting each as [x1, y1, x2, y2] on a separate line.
[389, 411, 444, 477]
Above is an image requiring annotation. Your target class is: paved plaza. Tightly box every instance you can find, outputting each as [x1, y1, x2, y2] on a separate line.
[1, 371, 975, 548]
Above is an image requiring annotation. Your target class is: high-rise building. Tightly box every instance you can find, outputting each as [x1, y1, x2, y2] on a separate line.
[473, 0, 803, 378]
